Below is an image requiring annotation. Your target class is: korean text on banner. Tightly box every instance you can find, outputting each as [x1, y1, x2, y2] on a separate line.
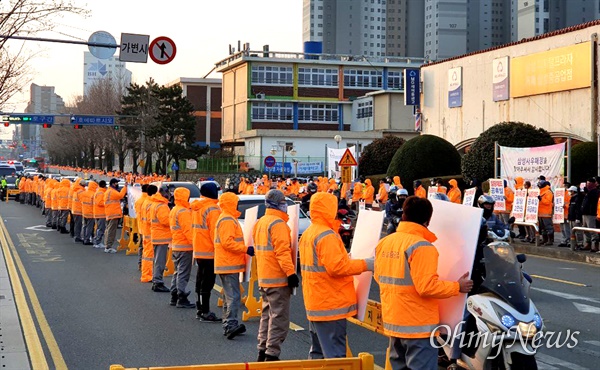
[489, 179, 506, 211]
[350, 209, 384, 321]
[500, 143, 565, 190]
[462, 187, 477, 206]
[511, 189, 527, 221]
[241, 206, 258, 282]
[429, 199, 482, 332]
[525, 189, 540, 224]
[553, 188, 565, 224]
[427, 186, 439, 199]
[127, 185, 142, 219]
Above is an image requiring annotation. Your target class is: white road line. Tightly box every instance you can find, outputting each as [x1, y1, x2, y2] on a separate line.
[585, 340, 600, 347]
[531, 287, 600, 304]
[573, 302, 600, 315]
[536, 353, 588, 370]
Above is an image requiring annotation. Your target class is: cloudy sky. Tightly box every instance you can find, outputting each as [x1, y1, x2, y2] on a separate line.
[5, 0, 303, 112]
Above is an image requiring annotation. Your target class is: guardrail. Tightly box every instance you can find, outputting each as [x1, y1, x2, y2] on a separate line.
[110, 352, 375, 370]
[513, 221, 539, 246]
[570, 226, 600, 252]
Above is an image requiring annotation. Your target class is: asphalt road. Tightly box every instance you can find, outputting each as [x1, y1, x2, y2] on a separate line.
[2, 199, 599, 370]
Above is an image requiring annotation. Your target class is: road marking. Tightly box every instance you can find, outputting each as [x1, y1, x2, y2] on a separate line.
[531, 287, 600, 304]
[25, 225, 54, 232]
[0, 216, 48, 369]
[536, 353, 588, 370]
[530, 274, 589, 287]
[573, 302, 600, 314]
[558, 267, 576, 270]
[0, 217, 68, 369]
[585, 340, 600, 347]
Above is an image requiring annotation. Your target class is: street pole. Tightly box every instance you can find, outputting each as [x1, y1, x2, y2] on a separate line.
[282, 149, 285, 178]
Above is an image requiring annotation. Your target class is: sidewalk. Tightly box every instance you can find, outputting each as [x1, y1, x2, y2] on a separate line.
[512, 239, 600, 265]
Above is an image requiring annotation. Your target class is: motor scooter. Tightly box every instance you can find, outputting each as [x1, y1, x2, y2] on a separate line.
[438, 229, 543, 370]
[337, 208, 355, 251]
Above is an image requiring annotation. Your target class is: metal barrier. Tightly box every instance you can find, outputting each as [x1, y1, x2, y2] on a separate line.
[570, 226, 600, 252]
[513, 221, 539, 247]
[109, 352, 375, 370]
[346, 300, 390, 370]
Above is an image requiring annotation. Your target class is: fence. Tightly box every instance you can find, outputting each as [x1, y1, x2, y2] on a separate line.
[174, 155, 327, 176]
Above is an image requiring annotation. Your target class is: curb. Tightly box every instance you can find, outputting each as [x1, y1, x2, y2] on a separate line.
[513, 241, 600, 265]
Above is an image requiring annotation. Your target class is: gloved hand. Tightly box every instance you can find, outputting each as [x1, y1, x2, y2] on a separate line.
[508, 216, 516, 224]
[537, 195, 542, 201]
[246, 246, 255, 256]
[365, 257, 374, 272]
[287, 274, 300, 288]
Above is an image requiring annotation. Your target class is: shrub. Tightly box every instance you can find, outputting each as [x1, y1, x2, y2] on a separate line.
[461, 122, 554, 183]
[387, 135, 462, 194]
[358, 135, 405, 176]
[571, 141, 598, 184]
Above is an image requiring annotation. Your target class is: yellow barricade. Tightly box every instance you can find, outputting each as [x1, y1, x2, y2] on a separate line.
[242, 257, 262, 321]
[118, 216, 131, 252]
[346, 300, 391, 370]
[110, 352, 375, 370]
[126, 217, 140, 256]
[6, 189, 19, 202]
[164, 248, 175, 277]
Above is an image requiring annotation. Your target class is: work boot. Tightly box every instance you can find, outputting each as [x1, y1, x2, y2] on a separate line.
[539, 234, 548, 246]
[74, 237, 84, 243]
[176, 292, 196, 309]
[225, 323, 246, 340]
[151, 283, 170, 293]
[257, 350, 266, 362]
[51, 224, 57, 229]
[59, 227, 69, 234]
[169, 290, 178, 306]
[264, 354, 279, 361]
[581, 242, 591, 251]
[592, 241, 599, 252]
[546, 234, 554, 246]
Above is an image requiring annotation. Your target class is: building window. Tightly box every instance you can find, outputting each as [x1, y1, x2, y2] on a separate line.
[251, 65, 293, 85]
[298, 67, 339, 87]
[357, 100, 373, 119]
[251, 102, 293, 122]
[344, 69, 383, 88]
[298, 103, 338, 123]
[387, 70, 403, 89]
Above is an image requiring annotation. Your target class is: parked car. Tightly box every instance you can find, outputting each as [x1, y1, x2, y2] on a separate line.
[237, 195, 311, 238]
[151, 181, 202, 203]
[197, 180, 223, 197]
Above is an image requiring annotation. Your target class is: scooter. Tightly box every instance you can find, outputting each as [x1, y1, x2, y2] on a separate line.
[438, 236, 543, 370]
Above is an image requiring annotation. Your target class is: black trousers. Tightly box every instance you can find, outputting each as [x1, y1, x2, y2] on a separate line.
[195, 258, 216, 313]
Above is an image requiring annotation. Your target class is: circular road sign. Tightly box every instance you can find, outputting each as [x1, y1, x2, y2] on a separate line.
[88, 31, 117, 59]
[149, 36, 177, 64]
[264, 156, 276, 168]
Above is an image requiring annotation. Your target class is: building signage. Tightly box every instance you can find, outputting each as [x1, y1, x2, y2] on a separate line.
[272, 162, 323, 175]
[492, 56, 509, 101]
[403, 68, 420, 106]
[447, 67, 462, 108]
[510, 42, 591, 98]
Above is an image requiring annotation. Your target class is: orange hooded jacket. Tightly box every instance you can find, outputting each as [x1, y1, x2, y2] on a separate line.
[191, 197, 220, 259]
[149, 192, 172, 245]
[104, 185, 127, 220]
[447, 179, 462, 204]
[170, 188, 193, 252]
[253, 208, 294, 288]
[56, 179, 71, 210]
[93, 187, 107, 219]
[70, 179, 85, 215]
[362, 179, 375, 204]
[81, 181, 98, 218]
[214, 192, 247, 274]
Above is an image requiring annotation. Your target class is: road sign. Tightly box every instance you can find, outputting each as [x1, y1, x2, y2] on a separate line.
[404, 68, 420, 105]
[264, 156, 276, 168]
[88, 31, 117, 59]
[171, 162, 179, 171]
[338, 148, 358, 166]
[119, 33, 149, 63]
[149, 36, 177, 64]
[72, 115, 115, 125]
[7, 114, 54, 124]
[341, 166, 352, 184]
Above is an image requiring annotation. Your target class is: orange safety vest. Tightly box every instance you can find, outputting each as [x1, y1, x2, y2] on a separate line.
[71, 183, 85, 216]
[149, 193, 172, 245]
[170, 188, 192, 252]
[56, 179, 71, 210]
[214, 193, 246, 274]
[80, 182, 98, 218]
[134, 193, 148, 235]
[375, 221, 459, 339]
[538, 186, 554, 217]
[93, 188, 107, 219]
[253, 208, 294, 288]
[191, 198, 220, 259]
[104, 186, 127, 220]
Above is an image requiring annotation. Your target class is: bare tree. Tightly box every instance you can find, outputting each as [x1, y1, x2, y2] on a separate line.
[0, 0, 88, 109]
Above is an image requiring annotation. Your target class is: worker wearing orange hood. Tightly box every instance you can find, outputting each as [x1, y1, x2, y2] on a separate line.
[169, 187, 195, 308]
[393, 176, 403, 189]
[447, 179, 462, 204]
[361, 179, 375, 207]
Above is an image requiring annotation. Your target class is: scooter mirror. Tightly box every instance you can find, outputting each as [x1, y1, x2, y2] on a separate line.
[517, 254, 527, 264]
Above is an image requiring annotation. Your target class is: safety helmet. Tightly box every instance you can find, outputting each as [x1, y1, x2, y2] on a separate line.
[307, 182, 318, 193]
[477, 194, 495, 207]
[397, 189, 408, 197]
[430, 192, 448, 201]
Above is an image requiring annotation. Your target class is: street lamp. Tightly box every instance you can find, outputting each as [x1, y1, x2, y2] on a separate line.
[334, 134, 342, 149]
[271, 143, 295, 178]
[290, 148, 298, 177]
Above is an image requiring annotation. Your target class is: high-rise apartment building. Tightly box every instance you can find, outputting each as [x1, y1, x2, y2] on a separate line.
[304, 0, 600, 61]
[83, 51, 132, 95]
[23, 83, 65, 156]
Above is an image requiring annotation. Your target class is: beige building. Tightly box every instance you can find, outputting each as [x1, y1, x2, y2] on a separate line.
[420, 20, 600, 151]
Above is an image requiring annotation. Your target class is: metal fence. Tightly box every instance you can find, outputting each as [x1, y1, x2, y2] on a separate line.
[178, 155, 327, 175]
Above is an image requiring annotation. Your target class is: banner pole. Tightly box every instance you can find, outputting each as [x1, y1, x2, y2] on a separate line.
[324, 144, 328, 178]
[567, 136, 572, 184]
[494, 141, 499, 179]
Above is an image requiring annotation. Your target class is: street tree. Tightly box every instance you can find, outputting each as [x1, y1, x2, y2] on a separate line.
[0, 0, 88, 109]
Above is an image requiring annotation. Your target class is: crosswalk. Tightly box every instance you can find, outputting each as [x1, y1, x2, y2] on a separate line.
[536, 340, 600, 369]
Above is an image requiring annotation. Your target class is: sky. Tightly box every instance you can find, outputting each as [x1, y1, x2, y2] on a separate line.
[5, 0, 304, 112]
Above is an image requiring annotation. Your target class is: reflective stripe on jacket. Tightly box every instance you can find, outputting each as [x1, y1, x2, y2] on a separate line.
[170, 188, 192, 252]
[253, 208, 294, 288]
[214, 192, 246, 274]
[299, 192, 367, 322]
[374, 221, 459, 339]
[191, 198, 220, 259]
[149, 193, 172, 245]
[93, 188, 107, 218]
[104, 186, 127, 220]
[56, 179, 71, 210]
[134, 193, 148, 234]
[538, 185, 554, 217]
[80, 181, 98, 218]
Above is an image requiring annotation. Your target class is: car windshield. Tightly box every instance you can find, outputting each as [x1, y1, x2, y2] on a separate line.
[5, 176, 17, 184]
[0, 168, 16, 177]
[238, 199, 306, 219]
[169, 183, 201, 198]
[481, 243, 530, 314]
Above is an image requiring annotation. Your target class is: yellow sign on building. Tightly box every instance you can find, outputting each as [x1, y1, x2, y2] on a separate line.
[510, 42, 591, 98]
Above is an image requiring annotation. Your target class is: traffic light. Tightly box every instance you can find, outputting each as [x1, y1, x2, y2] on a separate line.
[3, 122, 8, 127]
[113, 125, 119, 130]
[42, 123, 52, 128]
[73, 124, 83, 129]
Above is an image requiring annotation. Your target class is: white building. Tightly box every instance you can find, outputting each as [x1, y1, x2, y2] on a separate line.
[83, 51, 132, 95]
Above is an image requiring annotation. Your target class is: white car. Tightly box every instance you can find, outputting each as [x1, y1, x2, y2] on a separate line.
[237, 195, 311, 238]
[151, 181, 202, 203]
[197, 180, 223, 197]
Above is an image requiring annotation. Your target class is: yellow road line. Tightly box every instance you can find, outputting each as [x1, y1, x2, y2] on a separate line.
[530, 274, 589, 287]
[0, 217, 68, 369]
[0, 216, 48, 369]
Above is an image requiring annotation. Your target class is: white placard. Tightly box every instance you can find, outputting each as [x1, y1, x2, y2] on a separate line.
[126, 185, 142, 218]
[427, 186, 439, 199]
[428, 199, 482, 331]
[511, 189, 527, 221]
[241, 206, 258, 282]
[553, 188, 565, 224]
[525, 189, 540, 224]
[489, 179, 506, 211]
[287, 204, 299, 268]
[462, 187, 477, 206]
[350, 209, 385, 321]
